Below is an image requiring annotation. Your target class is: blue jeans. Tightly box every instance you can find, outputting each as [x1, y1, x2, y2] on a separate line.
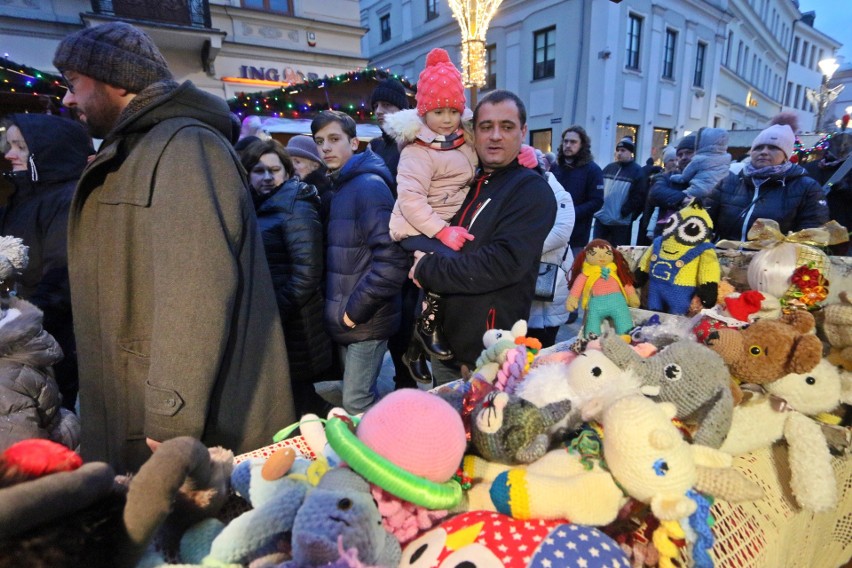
[340, 339, 387, 414]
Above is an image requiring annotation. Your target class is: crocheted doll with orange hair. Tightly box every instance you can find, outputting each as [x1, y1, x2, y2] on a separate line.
[565, 239, 640, 338]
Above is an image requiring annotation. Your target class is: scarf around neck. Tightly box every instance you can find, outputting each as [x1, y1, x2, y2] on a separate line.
[744, 160, 793, 180]
[416, 128, 466, 151]
[580, 262, 625, 309]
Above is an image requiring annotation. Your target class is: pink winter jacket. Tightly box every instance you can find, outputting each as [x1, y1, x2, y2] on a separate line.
[388, 115, 477, 241]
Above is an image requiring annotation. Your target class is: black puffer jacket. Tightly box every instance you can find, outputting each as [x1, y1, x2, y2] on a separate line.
[324, 149, 408, 344]
[415, 162, 557, 366]
[256, 177, 331, 381]
[0, 114, 90, 409]
[706, 164, 830, 241]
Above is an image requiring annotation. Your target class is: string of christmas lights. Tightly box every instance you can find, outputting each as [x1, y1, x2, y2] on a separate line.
[793, 132, 835, 162]
[0, 57, 65, 102]
[226, 68, 415, 119]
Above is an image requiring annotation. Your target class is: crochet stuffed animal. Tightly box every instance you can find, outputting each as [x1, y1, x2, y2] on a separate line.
[634, 201, 720, 315]
[473, 319, 530, 384]
[463, 396, 761, 536]
[821, 291, 852, 372]
[705, 309, 823, 403]
[470, 390, 571, 465]
[399, 510, 631, 568]
[565, 239, 640, 338]
[601, 334, 734, 448]
[720, 359, 852, 511]
[515, 348, 644, 437]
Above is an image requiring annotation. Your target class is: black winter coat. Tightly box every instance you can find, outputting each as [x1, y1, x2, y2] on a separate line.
[255, 177, 332, 381]
[415, 162, 557, 366]
[324, 149, 409, 344]
[551, 160, 603, 248]
[368, 132, 401, 198]
[706, 165, 830, 242]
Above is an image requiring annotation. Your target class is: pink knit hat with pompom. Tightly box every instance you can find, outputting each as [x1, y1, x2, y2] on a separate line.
[356, 389, 466, 483]
[415, 48, 466, 117]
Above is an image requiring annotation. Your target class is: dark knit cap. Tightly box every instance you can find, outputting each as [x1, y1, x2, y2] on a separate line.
[53, 22, 172, 93]
[676, 134, 697, 152]
[616, 136, 635, 154]
[370, 78, 410, 111]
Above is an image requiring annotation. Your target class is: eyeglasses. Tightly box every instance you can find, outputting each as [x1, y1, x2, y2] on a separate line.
[62, 74, 75, 94]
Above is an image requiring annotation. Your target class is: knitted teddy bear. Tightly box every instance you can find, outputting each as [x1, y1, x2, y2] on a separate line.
[601, 333, 734, 448]
[820, 291, 852, 372]
[704, 309, 823, 403]
[470, 390, 572, 465]
[720, 358, 852, 512]
[634, 201, 721, 316]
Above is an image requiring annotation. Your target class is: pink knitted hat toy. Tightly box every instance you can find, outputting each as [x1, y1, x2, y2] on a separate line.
[415, 48, 466, 117]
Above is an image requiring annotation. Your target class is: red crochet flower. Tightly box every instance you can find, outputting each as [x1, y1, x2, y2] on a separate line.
[791, 265, 825, 291]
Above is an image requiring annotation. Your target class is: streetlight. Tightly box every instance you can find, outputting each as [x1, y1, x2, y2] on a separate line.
[447, 0, 503, 107]
[806, 57, 844, 133]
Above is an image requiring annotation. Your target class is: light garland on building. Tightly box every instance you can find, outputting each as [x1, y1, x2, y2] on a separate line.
[447, 0, 503, 88]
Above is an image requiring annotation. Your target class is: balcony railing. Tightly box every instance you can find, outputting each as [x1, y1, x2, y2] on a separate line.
[90, 0, 211, 29]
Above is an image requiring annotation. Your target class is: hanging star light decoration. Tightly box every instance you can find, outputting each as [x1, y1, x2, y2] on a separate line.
[447, 0, 503, 88]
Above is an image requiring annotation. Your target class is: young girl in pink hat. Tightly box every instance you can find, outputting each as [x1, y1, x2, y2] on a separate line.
[385, 48, 535, 385]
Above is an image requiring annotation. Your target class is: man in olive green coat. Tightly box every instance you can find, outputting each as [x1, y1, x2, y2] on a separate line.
[54, 22, 295, 472]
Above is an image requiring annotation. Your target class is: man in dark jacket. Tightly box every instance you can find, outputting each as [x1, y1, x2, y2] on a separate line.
[368, 78, 411, 198]
[54, 22, 295, 472]
[411, 90, 557, 384]
[804, 132, 851, 255]
[593, 136, 647, 246]
[1, 114, 91, 411]
[550, 125, 603, 255]
[647, 134, 696, 237]
[312, 111, 408, 414]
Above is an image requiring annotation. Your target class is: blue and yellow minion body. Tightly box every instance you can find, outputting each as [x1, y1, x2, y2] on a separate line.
[637, 201, 721, 315]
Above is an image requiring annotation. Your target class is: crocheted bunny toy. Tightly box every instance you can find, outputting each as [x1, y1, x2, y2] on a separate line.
[634, 201, 720, 315]
[705, 309, 823, 403]
[720, 358, 852, 512]
[474, 319, 530, 384]
[601, 333, 734, 448]
[470, 390, 571, 465]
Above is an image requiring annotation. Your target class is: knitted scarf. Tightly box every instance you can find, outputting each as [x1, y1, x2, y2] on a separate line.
[579, 262, 626, 309]
[414, 128, 466, 151]
[743, 160, 794, 180]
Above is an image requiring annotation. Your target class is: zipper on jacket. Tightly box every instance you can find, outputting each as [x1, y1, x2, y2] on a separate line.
[739, 183, 761, 242]
[457, 173, 490, 229]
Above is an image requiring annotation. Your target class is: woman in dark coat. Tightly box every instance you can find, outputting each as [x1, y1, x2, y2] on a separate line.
[1, 114, 91, 411]
[239, 139, 332, 415]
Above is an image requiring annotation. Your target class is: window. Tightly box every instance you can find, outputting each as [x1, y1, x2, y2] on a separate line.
[791, 36, 800, 62]
[809, 44, 816, 70]
[693, 42, 706, 87]
[662, 29, 676, 79]
[380, 14, 391, 43]
[652, 128, 671, 162]
[616, 124, 639, 155]
[241, 0, 293, 14]
[724, 31, 733, 66]
[794, 84, 802, 109]
[800, 41, 809, 65]
[533, 27, 556, 79]
[426, 0, 438, 21]
[485, 44, 497, 90]
[785, 81, 792, 106]
[736, 41, 744, 74]
[530, 129, 552, 153]
[626, 14, 642, 70]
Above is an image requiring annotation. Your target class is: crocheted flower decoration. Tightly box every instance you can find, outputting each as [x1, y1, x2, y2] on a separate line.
[785, 263, 829, 309]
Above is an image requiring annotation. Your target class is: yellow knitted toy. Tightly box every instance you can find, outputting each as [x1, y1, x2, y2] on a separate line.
[635, 201, 720, 315]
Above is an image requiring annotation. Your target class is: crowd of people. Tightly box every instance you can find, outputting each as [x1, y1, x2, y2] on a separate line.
[0, 22, 848, 473]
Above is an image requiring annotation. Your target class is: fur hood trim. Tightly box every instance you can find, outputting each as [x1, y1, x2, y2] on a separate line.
[0, 298, 62, 365]
[383, 108, 473, 146]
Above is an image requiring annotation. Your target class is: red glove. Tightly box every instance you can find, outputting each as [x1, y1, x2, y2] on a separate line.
[518, 144, 538, 169]
[436, 226, 475, 251]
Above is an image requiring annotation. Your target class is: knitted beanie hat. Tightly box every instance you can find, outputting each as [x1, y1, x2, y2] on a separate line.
[616, 136, 635, 154]
[676, 134, 697, 152]
[662, 145, 677, 163]
[285, 134, 323, 165]
[415, 48, 466, 116]
[370, 78, 411, 111]
[53, 22, 172, 93]
[356, 389, 466, 483]
[750, 123, 795, 158]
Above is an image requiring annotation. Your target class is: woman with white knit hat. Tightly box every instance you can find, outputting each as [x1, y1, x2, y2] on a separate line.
[705, 123, 830, 242]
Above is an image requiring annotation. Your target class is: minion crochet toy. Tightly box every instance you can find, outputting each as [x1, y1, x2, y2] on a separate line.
[635, 201, 720, 315]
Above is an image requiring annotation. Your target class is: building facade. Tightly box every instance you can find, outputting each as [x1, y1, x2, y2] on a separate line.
[0, 0, 367, 100]
[359, 0, 842, 162]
